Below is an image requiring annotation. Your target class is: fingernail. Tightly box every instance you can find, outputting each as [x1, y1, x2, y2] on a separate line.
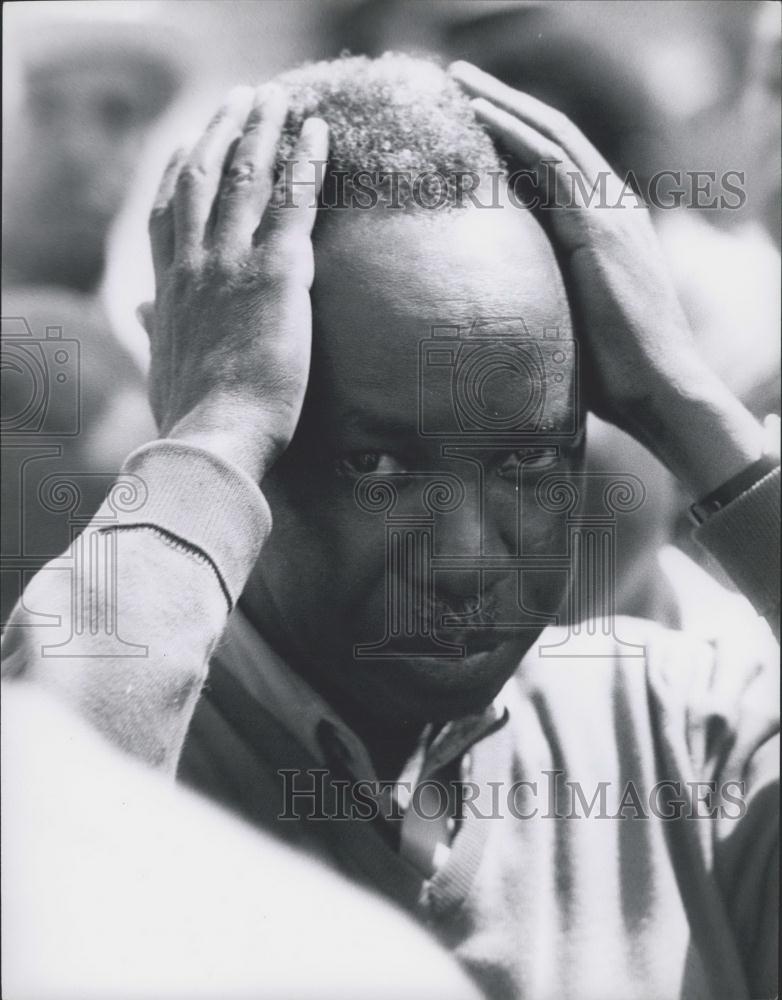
[449, 60, 480, 78]
[301, 116, 328, 139]
[470, 97, 493, 112]
[226, 85, 254, 105]
[222, 86, 254, 120]
[255, 82, 286, 106]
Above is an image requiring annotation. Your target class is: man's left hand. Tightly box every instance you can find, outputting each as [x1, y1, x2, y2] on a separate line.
[451, 61, 765, 497]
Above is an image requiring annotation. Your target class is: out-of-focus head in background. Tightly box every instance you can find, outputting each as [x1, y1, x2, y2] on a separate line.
[3, 5, 185, 293]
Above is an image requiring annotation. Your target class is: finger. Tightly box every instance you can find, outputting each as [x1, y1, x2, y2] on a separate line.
[470, 98, 575, 186]
[173, 86, 255, 260]
[472, 96, 632, 215]
[470, 98, 590, 252]
[149, 147, 187, 275]
[260, 116, 329, 241]
[450, 60, 611, 178]
[212, 83, 289, 252]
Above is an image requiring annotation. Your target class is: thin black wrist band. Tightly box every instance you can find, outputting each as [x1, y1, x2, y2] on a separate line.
[689, 455, 780, 525]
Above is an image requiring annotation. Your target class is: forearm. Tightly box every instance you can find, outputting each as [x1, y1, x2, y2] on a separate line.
[637, 374, 779, 636]
[624, 361, 766, 499]
[1, 439, 271, 772]
[19, 82, 329, 772]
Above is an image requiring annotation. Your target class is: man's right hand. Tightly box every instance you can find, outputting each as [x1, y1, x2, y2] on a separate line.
[141, 85, 328, 481]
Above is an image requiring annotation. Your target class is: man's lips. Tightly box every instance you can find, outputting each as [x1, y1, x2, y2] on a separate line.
[352, 591, 523, 657]
[374, 595, 511, 653]
[434, 626, 512, 654]
[430, 599, 505, 650]
[357, 619, 512, 657]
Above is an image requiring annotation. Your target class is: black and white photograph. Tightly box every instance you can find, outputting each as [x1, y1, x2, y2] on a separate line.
[2, 2, 780, 998]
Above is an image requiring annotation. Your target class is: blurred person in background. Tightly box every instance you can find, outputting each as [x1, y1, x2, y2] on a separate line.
[2, 680, 479, 1000]
[2, 10, 184, 621]
[3, 17, 183, 292]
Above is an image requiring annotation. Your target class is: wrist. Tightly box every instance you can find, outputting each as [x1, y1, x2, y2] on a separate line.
[164, 396, 286, 482]
[626, 368, 765, 498]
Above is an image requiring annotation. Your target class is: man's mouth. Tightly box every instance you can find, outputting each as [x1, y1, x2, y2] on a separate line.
[431, 597, 504, 644]
[435, 626, 512, 655]
[431, 600, 516, 656]
[351, 592, 526, 661]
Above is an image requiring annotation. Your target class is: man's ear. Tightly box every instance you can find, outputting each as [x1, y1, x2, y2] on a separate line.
[136, 301, 155, 338]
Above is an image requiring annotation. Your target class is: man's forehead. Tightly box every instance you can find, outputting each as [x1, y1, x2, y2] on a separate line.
[312, 197, 568, 313]
[307, 319, 578, 449]
[310, 203, 573, 410]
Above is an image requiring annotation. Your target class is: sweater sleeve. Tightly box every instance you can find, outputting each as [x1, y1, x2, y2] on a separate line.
[0, 440, 271, 773]
[685, 466, 779, 996]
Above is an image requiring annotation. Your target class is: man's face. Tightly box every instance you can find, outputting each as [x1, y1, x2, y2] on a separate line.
[245, 197, 583, 726]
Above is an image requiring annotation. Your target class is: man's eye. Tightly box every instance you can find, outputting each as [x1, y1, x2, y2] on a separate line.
[334, 451, 405, 478]
[497, 449, 558, 478]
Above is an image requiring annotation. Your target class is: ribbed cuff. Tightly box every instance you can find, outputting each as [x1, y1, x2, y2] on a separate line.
[693, 466, 780, 620]
[95, 440, 272, 606]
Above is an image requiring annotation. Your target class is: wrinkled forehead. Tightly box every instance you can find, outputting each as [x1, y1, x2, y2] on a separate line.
[313, 195, 568, 309]
[307, 202, 577, 438]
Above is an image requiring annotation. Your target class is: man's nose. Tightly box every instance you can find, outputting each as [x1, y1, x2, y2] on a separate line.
[431, 491, 513, 599]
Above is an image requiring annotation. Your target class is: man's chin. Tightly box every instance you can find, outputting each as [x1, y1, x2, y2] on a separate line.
[345, 631, 535, 721]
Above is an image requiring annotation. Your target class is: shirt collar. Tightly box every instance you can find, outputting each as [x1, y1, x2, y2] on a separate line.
[217, 607, 509, 785]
